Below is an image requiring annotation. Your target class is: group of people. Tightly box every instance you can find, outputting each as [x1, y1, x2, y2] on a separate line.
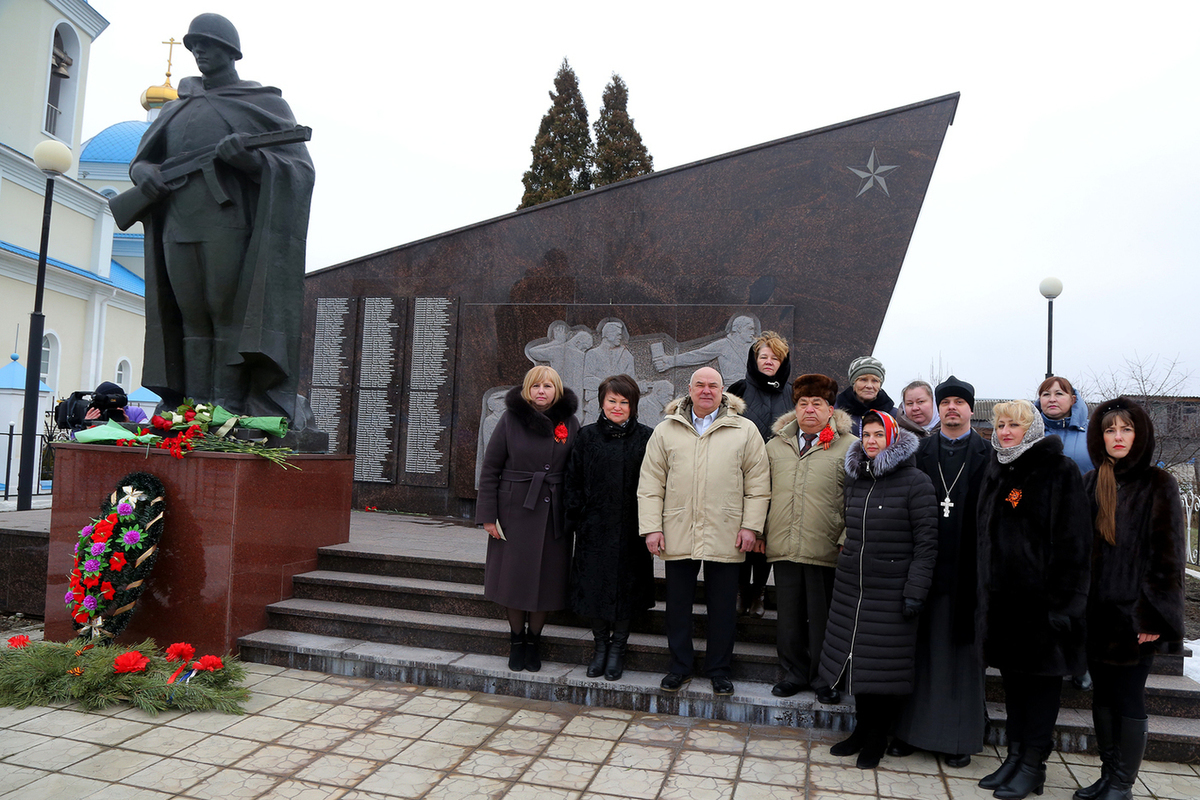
[476, 335, 1186, 800]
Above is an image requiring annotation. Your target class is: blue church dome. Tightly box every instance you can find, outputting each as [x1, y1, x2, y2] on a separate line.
[80, 120, 150, 164]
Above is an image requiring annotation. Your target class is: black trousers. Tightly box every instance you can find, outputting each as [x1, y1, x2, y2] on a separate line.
[1000, 670, 1062, 751]
[665, 559, 739, 678]
[738, 551, 771, 600]
[1090, 658, 1153, 719]
[773, 561, 835, 690]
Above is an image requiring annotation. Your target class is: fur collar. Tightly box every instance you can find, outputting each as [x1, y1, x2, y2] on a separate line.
[772, 408, 853, 440]
[504, 385, 579, 436]
[664, 392, 747, 419]
[845, 426, 920, 478]
[1086, 396, 1155, 477]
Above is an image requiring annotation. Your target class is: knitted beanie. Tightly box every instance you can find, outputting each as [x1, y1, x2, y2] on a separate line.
[848, 356, 885, 384]
[935, 375, 976, 410]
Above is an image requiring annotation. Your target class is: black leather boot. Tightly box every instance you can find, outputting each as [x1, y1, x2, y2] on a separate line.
[524, 630, 542, 672]
[994, 746, 1048, 799]
[605, 619, 631, 681]
[1096, 717, 1146, 800]
[507, 631, 525, 672]
[1074, 708, 1116, 800]
[980, 741, 1023, 790]
[587, 620, 610, 678]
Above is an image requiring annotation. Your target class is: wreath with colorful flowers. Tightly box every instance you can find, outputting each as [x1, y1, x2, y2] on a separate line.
[66, 471, 166, 641]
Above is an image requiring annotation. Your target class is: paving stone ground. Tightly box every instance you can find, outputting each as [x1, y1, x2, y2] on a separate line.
[2, 661, 1197, 799]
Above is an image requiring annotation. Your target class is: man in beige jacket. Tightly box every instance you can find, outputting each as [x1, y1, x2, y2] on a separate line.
[763, 374, 856, 705]
[639, 367, 771, 696]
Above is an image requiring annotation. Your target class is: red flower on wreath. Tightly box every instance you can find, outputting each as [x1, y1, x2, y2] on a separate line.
[7, 635, 30, 648]
[112, 651, 150, 674]
[82, 574, 99, 588]
[166, 642, 196, 663]
[818, 425, 835, 449]
[101, 581, 115, 601]
[554, 423, 568, 444]
[1006, 489, 1022, 508]
[73, 609, 89, 624]
[93, 517, 115, 537]
[192, 654, 224, 672]
[109, 552, 127, 572]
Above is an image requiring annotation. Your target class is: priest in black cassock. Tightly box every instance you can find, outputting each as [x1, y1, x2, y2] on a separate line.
[889, 376, 991, 767]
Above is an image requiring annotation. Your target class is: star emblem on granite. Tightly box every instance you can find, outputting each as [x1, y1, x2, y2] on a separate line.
[848, 147, 899, 197]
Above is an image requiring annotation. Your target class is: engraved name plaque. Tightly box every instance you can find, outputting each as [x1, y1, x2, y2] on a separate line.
[401, 297, 458, 487]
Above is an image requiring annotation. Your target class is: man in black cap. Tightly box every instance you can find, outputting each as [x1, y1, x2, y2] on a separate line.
[889, 376, 991, 767]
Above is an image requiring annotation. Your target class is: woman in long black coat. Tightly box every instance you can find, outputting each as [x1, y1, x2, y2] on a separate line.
[728, 331, 792, 618]
[820, 410, 938, 770]
[977, 399, 1091, 799]
[1075, 398, 1185, 800]
[564, 374, 655, 681]
[477, 366, 579, 673]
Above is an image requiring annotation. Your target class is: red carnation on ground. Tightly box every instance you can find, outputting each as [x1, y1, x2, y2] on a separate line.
[109, 552, 127, 572]
[184, 410, 196, 421]
[165, 642, 196, 663]
[151, 415, 170, 429]
[191, 654, 224, 672]
[7, 635, 30, 649]
[113, 651, 150, 674]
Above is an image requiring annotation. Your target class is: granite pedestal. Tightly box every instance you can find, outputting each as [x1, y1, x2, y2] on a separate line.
[43, 443, 352, 656]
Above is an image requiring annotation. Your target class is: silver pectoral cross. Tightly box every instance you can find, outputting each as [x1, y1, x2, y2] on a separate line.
[940, 495, 954, 518]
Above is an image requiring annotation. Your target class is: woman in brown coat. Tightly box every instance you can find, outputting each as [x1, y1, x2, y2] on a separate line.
[477, 366, 579, 672]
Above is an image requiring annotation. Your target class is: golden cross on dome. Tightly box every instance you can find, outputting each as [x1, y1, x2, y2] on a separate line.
[160, 37, 179, 86]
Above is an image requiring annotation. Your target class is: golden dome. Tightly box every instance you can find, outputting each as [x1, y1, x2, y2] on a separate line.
[140, 80, 178, 111]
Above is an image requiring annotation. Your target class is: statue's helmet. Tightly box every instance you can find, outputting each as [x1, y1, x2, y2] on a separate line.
[183, 13, 242, 60]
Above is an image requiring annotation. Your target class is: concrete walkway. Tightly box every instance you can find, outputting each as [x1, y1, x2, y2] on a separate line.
[2, 660, 1197, 799]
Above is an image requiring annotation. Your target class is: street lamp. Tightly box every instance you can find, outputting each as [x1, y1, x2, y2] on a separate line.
[1039, 276, 1063, 380]
[16, 140, 72, 511]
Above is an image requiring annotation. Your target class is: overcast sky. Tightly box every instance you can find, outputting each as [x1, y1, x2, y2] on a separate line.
[82, 1, 1200, 401]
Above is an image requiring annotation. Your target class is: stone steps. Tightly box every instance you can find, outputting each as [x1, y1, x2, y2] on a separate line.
[238, 539, 1200, 760]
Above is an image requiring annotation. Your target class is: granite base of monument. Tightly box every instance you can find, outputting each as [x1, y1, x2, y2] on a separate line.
[43, 444, 352, 656]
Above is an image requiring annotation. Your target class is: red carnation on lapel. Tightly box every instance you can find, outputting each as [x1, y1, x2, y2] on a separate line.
[818, 424, 835, 449]
[554, 423, 568, 444]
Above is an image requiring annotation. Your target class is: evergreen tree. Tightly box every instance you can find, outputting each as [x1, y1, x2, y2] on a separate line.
[592, 74, 653, 187]
[519, 59, 593, 209]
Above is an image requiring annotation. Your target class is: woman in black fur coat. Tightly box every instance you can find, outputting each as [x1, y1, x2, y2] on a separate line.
[477, 366, 579, 673]
[820, 410, 938, 770]
[976, 399, 1092, 799]
[1074, 398, 1185, 800]
[564, 374, 655, 681]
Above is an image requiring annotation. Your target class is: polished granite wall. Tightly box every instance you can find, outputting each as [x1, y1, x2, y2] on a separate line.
[302, 94, 959, 516]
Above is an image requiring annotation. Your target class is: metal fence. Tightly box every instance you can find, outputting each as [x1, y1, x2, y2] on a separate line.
[2, 423, 51, 501]
[1181, 488, 1199, 567]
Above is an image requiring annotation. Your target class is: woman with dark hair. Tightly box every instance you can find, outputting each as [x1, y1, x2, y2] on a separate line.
[977, 400, 1091, 799]
[820, 410, 938, 769]
[564, 374, 655, 680]
[1074, 398, 1185, 800]
[477, 366, 579, 673]
[728, 331, 793, 617]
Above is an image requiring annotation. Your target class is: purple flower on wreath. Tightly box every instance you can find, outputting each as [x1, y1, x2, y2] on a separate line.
[64, 590, 74, 604]
[90, 541, 107, 557]
[122, 527, 143, 548]
[73, 541, 79, 555]
[83, 558, 101, 573]
[117, 501, 133, 516]
[82, 525, 94, 537]
[82, 595, 98, 611]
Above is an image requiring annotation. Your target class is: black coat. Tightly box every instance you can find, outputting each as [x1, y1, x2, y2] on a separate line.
[977, 437, 1091, 676]
[819, 428, 938, 695]
[476, 386, 580, 611]
[728, 348, 792, 441]
[1082, 397, 1186, 665]
[914, 430, 992, 644]
[835, 386, 900, 438]
[564, 414, 656, 620]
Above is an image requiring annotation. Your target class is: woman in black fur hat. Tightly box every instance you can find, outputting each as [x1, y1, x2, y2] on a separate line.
[977, 399, 1092, 799]
[1074, 398, 1185, 800]
[477, 366, 579, 673]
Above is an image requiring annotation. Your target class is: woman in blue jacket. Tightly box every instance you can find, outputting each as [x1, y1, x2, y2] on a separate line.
[1035, 376, 1093, 474]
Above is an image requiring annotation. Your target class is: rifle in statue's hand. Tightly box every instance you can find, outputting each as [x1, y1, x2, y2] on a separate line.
[109, 125, 312, 231]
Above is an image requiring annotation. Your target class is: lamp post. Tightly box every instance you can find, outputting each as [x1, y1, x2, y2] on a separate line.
[16, 140, 72, 511]
[1039, 277, 1063, 380]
